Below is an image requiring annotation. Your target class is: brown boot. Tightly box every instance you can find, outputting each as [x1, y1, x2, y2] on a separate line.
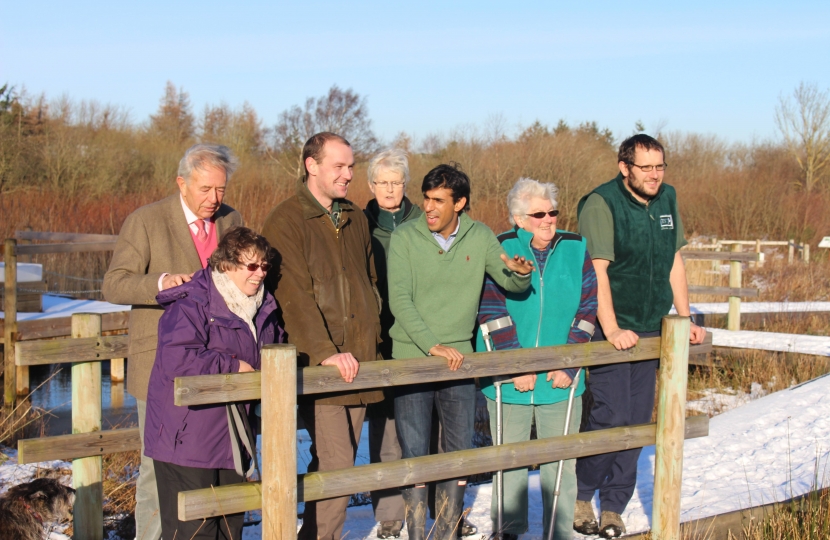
[599, 510, 625, 538]
[573, 500, 599, 535]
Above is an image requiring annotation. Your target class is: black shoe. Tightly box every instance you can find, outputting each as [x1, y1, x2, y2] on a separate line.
[598, 510, 625, 538]
[434, 481, 468, 540]
[377, 520, 403, 539]
[573, 500, 600, 535]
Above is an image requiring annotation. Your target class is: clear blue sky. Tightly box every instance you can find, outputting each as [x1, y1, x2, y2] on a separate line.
[4, 1, 829, 145]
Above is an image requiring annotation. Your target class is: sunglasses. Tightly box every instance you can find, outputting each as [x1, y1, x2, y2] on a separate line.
[241, 262, 272, 272]
[525, 210, 559, 219]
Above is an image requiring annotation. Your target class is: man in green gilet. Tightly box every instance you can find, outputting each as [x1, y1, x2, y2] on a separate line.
[573, 134, 706, 538]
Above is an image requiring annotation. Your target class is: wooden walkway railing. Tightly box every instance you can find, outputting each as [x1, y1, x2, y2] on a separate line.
[14, 313, 713, 540]
[3, 232, 119, 406]
[681, 248, 761, 331]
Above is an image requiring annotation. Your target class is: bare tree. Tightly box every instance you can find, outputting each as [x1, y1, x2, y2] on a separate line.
[270, 85, 378, 178]
[775, 81, 830, 192]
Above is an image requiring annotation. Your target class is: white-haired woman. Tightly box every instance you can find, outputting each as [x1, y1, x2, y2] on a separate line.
[363, 148, 422, 538]
[475, 178, 598, 540]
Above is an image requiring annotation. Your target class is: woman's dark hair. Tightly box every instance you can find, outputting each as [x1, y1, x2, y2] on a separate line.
[618, 134, 665, 165]
[421, 162, 471, 212]
[209, 226, 275, 273]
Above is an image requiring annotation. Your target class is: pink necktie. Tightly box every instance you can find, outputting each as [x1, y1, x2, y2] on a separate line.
[196, 219, 208, 242]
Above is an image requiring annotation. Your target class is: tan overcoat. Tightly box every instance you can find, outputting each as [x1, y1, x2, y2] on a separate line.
[102, 194, 242, 400]
[262, 182, 383, 406]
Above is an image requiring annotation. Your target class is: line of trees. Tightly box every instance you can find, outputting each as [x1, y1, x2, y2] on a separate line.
[1, 81, 829, 246]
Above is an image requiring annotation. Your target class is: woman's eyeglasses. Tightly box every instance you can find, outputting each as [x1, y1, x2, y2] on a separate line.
[241, 262, 272, 272]
[526, 210, 559, 219]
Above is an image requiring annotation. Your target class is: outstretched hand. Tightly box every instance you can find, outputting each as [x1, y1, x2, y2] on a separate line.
[500, 253, 535, 275]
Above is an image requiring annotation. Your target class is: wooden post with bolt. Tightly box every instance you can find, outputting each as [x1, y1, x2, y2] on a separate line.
[72, 313, 104, 540]
[4, 239, 17, 409]
[727, 244, 742, 331]
[651, 315, 691, 540]
[261, 344, 298, 540]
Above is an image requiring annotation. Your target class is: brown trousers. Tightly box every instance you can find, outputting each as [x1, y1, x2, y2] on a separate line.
[298, 403, 367, 540]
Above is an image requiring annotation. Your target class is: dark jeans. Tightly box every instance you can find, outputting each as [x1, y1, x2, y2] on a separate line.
[394, 379, 476, 460]
[575, 327, 660, 515]
[154, 460, 244, 540]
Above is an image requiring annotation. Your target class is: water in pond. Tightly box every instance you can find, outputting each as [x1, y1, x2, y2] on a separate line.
[27, 361, 137, 436]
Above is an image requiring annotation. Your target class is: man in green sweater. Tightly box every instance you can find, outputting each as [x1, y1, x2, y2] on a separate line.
[387, 163, 534, 540]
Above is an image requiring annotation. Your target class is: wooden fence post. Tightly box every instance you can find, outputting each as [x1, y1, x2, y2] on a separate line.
[4, 239, 17, 409]
[755, 239, 762, 268]
[72, 313, 103, 540]
[14, 233, 30, 395]
[728, 244, 742, 331]
[110, 358, 125, 383]
[788, 239, 795, 264]
[652, 315, 691, 540]
[261, 344, 298, 540]
[804, 243, 810, 264]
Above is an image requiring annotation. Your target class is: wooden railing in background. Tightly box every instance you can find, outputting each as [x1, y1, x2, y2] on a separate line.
[2, 232, 119, 407]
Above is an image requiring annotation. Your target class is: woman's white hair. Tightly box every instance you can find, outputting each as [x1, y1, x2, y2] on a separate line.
[507, 177, 559, 225]
[178, 144, 238, 184]
[367, 148, 410, 185]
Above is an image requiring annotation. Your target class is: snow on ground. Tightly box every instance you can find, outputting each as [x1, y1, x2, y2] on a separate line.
[0, 293, 128, 320]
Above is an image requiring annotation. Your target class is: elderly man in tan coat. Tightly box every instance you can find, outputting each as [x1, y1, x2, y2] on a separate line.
[262, 132, 383, 540]
[102, 144, 243, 540]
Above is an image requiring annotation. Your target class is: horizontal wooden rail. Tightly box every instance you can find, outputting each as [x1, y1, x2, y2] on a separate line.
[16, 335, 129, 366]
[680, 250, 760, 262]
[0, 312, 129, 341]
[14, 231, 118, 243]
[17, 427, 140, 464]
[687, 285, 759, 297]
[178, 415, 708, 521]
[15, 242, 116, 255]
[174, 335, 713, 407]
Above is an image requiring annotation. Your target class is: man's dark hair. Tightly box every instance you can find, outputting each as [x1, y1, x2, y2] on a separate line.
[618, 134, 665, 165]
[302, 132, 351, 180]
[421, 162, 471, 213]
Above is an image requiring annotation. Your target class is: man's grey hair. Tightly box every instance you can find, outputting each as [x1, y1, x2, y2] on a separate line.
[367, 148, 410, 186]
[507, 177, 559, 225]
[178, 144, 239, 183]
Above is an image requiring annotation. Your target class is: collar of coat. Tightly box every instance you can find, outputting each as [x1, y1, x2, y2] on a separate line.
[364, 196, 417, 230]
[413, 211, 475, 249]
[296, 179, 356, 222]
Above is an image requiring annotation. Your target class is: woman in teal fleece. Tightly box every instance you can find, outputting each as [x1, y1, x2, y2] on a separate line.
[476, 178, 598, 540]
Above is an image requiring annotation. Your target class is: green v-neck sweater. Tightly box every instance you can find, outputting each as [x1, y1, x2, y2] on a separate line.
[387, 213, 531, 360]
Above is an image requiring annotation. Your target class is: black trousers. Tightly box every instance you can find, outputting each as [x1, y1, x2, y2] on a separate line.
[575, 328, 660, 515]
[154, 460, 245, 540]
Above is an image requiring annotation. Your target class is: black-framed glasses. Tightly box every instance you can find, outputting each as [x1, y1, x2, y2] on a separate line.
[627, 162, 668, 172]
[526, 210, 559, 219]
[241, 262, 272, 272]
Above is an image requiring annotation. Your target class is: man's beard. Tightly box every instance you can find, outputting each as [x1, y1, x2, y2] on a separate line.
[627, 177, 658, 201]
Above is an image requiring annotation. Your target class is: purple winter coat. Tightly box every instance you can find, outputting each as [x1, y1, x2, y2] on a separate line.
[143, 267, 283, 469]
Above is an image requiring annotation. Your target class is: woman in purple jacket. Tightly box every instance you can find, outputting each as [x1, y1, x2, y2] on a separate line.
[144, 226, 283, 540]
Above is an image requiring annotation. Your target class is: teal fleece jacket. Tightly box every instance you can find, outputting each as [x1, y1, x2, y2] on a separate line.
[387, 212, 531, 360]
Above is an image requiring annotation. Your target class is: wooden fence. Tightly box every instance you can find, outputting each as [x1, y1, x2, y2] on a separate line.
[2, 232, 118, 407]
[14, 313, 713, 540]
[688, 238, 811, 265]
[681, 248, 761, 331]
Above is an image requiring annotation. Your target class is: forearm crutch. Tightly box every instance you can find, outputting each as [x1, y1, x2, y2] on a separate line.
[480, 316, 513, 539]
[545, 367, 582, 540]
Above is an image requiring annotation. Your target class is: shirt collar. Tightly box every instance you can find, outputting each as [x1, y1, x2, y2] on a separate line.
[180, 195, 212, 226]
